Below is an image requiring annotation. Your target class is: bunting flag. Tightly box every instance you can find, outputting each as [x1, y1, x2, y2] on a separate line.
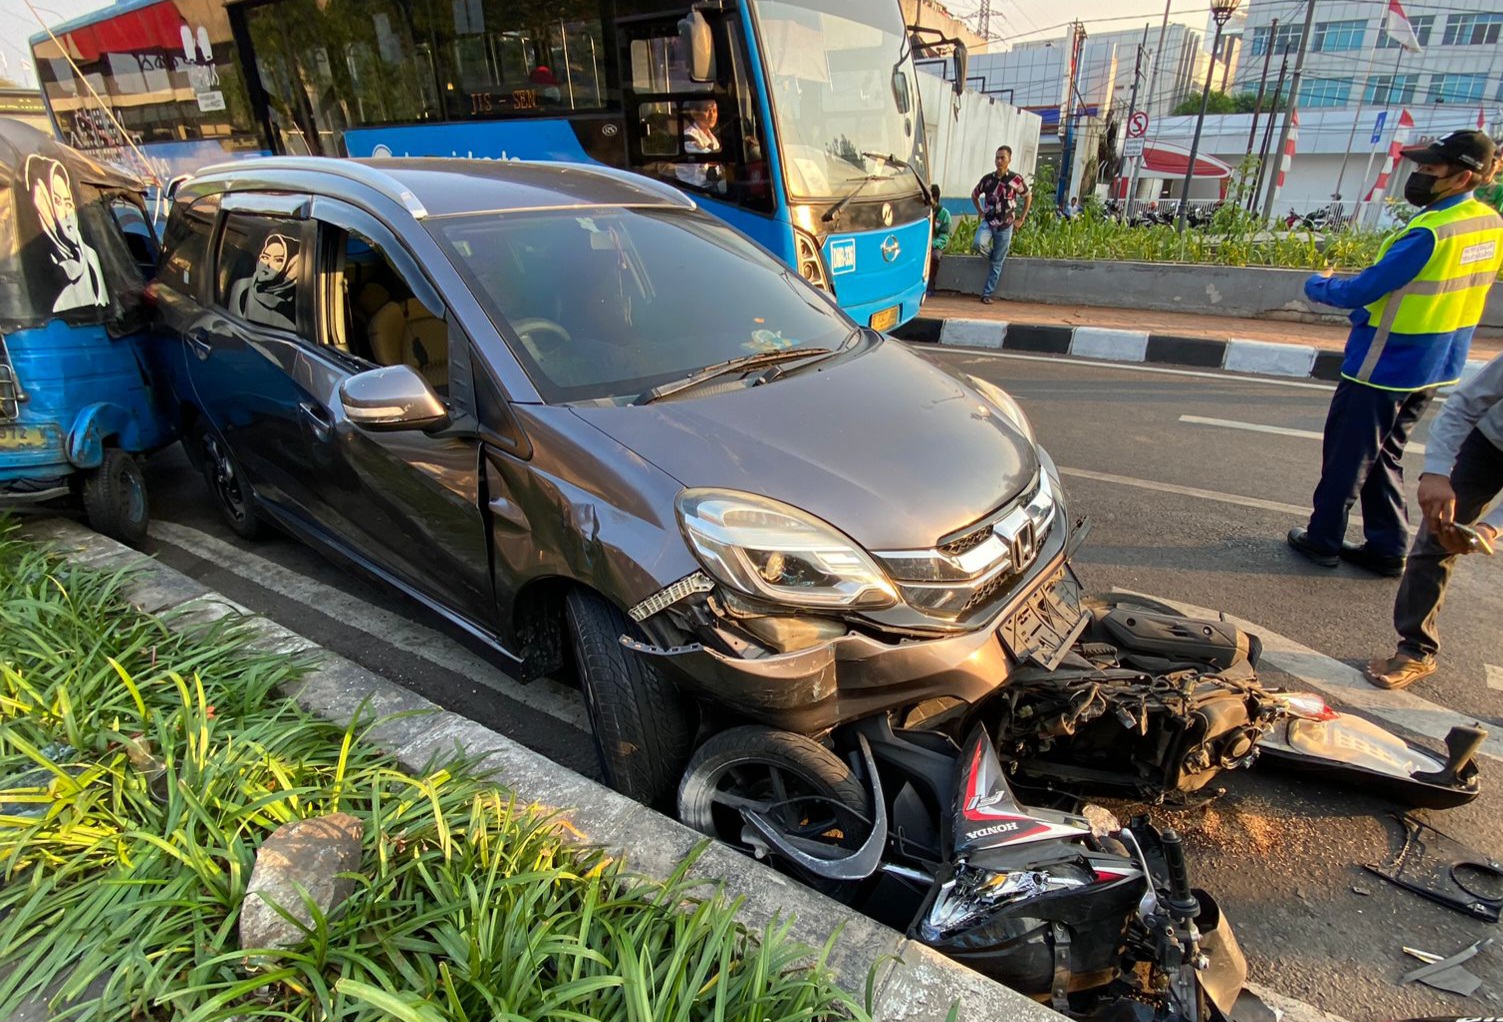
[1480, 106, 1488, 130]
[1275, 111, 1299, 192]
[1365, 108, 1416, 202]
[1384, 0, 1424, 53]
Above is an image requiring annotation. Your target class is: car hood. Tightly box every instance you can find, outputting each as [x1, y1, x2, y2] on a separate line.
[568, 338, 1039, 551]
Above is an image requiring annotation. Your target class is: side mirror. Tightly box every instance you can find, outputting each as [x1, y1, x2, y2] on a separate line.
[339, 365, 449, 432]
[679, 10, 716, 83]
[892, 69, 912, 115]
[952, 42, 969, 97]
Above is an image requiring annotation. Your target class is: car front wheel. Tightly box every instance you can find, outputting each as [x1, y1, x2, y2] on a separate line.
[565, 588, 695, 808]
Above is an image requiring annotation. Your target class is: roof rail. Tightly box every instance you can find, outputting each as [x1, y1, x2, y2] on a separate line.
[191, 156, 430, 219]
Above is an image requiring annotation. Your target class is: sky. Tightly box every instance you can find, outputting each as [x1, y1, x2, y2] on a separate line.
[0, 0, 1217, 92]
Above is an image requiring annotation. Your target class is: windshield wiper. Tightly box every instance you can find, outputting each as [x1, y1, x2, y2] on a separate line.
[635, 348, 833, 406]
[861, 151, 932, 206]
[822, 174, 885, 224]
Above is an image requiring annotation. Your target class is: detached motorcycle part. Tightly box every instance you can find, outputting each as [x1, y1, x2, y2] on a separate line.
[1257, 716, 1482, 809]
[1099, 609, 1258, 673]
[1364, 814, 1503, 922]
[677, 725, 886, 883]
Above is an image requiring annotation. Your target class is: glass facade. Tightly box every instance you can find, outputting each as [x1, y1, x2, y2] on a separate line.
[1297, 76, 1352, 108]
[1313, 19, 1366, 52]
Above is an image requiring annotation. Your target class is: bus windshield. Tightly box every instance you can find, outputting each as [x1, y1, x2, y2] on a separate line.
[752, 0, 926, 203]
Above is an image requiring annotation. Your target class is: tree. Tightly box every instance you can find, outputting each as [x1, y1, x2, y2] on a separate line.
[1233, 91, 1286, 114]
[1171, 90, 1239, 116]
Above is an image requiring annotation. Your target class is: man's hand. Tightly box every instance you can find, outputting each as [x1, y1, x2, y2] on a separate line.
[1319, 267, 1335, 278]
[1417, 472, 1457, 530]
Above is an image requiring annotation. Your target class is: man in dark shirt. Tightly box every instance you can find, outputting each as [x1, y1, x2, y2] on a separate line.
[971, 145, 1031, 304]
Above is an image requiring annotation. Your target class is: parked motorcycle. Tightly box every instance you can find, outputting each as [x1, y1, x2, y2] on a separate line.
[675, 579, 1484, 1020]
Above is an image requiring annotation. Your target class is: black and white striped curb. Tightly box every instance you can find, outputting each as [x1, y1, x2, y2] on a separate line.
[894, 317, 1493, 385]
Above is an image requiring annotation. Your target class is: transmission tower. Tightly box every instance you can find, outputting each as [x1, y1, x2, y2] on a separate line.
[976, 0, 992, 40]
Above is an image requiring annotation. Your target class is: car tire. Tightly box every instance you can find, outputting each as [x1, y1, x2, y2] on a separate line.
[196, 423, 265, 540]
[81, 449, 149, 547]
[565, 588, 695, 808]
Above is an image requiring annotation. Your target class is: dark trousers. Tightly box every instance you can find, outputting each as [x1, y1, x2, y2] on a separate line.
[1307, 379, 1434, 558]
[1394, 428, 1503, 660]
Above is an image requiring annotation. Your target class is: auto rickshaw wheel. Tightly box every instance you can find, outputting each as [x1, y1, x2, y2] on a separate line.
[82, 449, 149, 547]
[197, 425, 265, 540]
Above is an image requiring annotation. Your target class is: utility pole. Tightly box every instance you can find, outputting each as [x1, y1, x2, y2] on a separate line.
[1177, 0, 1240, 237]
[1126, 0, 1174, 211]
[1333, 26, 1383, 212]
[977, 0, 992, 40]
[1261, 0, 1316, 222]
[1058, 22, 1087, 210]
[1116, 25, 1149, 200]
[1250, 53, 1289, 211]
[1245, 17, 1277, 155]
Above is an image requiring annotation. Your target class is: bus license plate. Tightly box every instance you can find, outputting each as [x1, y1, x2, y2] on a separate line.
[998, 565, 1087, 670]
[869, 306, 899, 332]
[0, 424, 63, 452]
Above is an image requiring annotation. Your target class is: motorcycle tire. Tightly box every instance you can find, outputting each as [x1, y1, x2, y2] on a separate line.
[679, 726, 873, 894]
[566, 588, 695, 810]
[195, 423, 266, 541]
[82, 449, 149, 547]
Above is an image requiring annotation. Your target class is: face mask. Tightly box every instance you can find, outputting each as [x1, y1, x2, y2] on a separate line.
[1404, 172, 1444, 208]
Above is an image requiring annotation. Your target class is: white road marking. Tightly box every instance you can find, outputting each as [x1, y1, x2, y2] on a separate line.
[1487, 664, 1503, 692]
[1059, 466, 1307, 517]
[1179, 414, 1427, 453]
[926, 347, 1340, 391]
[149, 521, 591, 732]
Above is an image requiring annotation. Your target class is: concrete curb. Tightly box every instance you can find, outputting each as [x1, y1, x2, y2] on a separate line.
[15, 516, 1065, 1022]
[893, 316, 1492, 386]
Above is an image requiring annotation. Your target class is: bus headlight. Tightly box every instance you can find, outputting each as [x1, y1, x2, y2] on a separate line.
[794, 229, 830, 292]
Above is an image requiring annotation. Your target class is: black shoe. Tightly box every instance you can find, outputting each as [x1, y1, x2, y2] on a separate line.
[980, 295, 994, 305]
[1287, 528, 1339, 567]
[1339, 541, 1406, 577]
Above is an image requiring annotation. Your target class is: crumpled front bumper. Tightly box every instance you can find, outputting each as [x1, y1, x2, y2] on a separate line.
[625, 520, 1078, 734]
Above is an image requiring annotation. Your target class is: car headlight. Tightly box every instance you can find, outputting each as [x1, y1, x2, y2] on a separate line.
[968, 377, 1035, 445]
[676, 489, 898, 609]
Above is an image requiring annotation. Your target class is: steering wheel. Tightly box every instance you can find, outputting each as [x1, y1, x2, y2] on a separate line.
[511, 317, 572, 362]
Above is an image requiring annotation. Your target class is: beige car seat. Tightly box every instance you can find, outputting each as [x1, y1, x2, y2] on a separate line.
[363, 284, 449, 391]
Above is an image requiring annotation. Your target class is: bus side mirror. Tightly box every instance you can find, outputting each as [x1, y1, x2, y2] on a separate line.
[952, 43, 969, 97]
[892, 69, 911, 115]
[680, 11, 716, 83]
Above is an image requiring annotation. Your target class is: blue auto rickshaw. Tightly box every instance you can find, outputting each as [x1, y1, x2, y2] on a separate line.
[0, 117, 171, 544]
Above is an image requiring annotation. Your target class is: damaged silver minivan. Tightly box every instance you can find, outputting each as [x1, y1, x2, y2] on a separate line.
[150, 156, 1075, 803]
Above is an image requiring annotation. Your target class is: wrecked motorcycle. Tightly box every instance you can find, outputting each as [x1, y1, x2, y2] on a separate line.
[666, 563, 1484, 1018]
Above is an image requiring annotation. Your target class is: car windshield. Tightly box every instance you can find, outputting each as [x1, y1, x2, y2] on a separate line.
[752, 0, 927, 202]
[428, 207, 857, 404]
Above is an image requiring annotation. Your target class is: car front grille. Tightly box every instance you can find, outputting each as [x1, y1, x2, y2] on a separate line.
[873, 472, 1058, 624]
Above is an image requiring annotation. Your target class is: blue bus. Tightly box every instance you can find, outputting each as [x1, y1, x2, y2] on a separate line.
[33, 0, 961, 329]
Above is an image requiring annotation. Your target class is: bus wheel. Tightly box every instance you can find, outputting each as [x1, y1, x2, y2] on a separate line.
[82, 449, 149, 547]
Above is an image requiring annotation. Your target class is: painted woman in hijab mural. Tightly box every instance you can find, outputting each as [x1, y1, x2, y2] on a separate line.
[25, 154, 108, 314]
[228, 232, 299, 330]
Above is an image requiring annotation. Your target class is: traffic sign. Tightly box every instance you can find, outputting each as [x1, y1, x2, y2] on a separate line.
[1128, 111, 1149, 138]
[1124, 137, 1146, 158]
[1370, 111, 1387, 145]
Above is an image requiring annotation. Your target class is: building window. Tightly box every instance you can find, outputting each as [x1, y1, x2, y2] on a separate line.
[1442, 12, 1503, 45]
[1313, 19, 1366, 51]
[1428, 73, 1487, 103]
[1364, 74, 1418, 105]
[1297, 76, 1352, 108]
[1250, 22, 1303, 56]
[1379, 14, 1433, 47]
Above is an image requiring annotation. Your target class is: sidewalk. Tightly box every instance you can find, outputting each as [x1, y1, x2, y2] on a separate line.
[914, 293, 1503, 356]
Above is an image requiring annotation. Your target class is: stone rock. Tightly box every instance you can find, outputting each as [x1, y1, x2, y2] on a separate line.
[239, 813, 364, 952]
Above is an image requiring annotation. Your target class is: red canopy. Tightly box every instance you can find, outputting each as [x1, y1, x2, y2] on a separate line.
[1137, 141, 1232, 180]
[58, 1, 185, 63]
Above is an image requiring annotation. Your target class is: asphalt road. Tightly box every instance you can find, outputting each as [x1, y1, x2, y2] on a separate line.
[122, 347, 1503, 1021]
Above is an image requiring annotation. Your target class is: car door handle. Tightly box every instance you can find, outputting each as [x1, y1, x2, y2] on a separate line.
[186, 328, 213, 361]
[299, 401, 333, 442]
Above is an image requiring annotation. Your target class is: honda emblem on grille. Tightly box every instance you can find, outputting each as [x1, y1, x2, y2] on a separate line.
[1011, 521, 1036, 569]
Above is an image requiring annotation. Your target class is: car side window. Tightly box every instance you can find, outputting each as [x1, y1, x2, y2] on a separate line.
[157, 193, 219, 297]
[325, 227, 451, 398]
[215, 212, 304, 332]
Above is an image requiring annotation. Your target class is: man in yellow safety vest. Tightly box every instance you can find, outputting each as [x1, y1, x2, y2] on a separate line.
[1289, 130, 1503, 580]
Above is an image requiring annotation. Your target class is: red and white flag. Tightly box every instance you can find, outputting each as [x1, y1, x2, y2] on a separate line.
[1275, 111, 1299, 192]
[1384, 0, 1424, 53]
[1480, 106, 1488, 130]
[1365, 108, 1415, 203]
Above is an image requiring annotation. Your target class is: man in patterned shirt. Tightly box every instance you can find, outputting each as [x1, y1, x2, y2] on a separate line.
[970, 145, 1031, 304]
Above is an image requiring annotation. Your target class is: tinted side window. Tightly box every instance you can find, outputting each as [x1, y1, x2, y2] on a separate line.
[215, 212, 304, 331]
[329, 227, 450, 396]
[158, 194, 220, 296]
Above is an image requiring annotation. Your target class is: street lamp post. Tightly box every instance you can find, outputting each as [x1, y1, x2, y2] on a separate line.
[1175, 0, 1241, 235]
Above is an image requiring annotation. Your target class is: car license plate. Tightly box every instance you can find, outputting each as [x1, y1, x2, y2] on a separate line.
[998, 565, 1087, 670]
[0, 424, 63, 453]
[869, 306, 899, 332]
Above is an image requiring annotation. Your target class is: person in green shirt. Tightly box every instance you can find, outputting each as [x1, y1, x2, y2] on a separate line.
[1476, 147, 1503, 212]
[928, 184, 951, 297]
